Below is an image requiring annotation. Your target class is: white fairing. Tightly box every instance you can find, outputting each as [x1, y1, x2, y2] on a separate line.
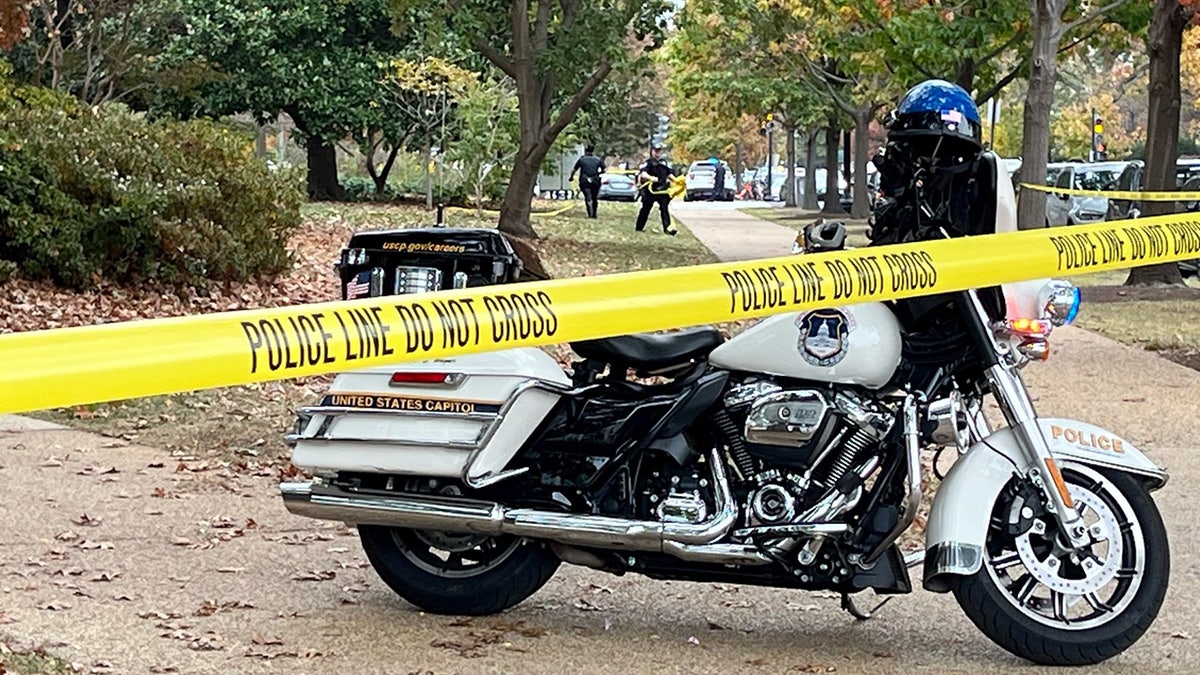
[290, 348, 568, 482]
[923, 418, 1166, 591]
[990, 151, 1018, 234]
[1001, 278, 1050, 320]
[709, 302, 902, 388]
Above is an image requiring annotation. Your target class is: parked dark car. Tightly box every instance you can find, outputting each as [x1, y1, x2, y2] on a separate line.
[1107, 158, 1200, 221]
[1108, 159, 1200, 279]
[335, 227, 543, 300]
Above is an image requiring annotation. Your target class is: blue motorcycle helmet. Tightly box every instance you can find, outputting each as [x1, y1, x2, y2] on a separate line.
[885, 79, 982, 153]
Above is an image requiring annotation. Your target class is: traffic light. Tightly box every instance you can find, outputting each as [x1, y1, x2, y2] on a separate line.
[759, 113, 778, 136]
[1091, 109, 1107, 161]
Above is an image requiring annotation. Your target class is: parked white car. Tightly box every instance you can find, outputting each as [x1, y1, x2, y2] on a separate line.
[1045, 161, 1127, 227]
[684, 161, 736, 201]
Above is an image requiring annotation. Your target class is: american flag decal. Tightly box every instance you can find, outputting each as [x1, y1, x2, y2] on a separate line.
[346, 271, 372, 299]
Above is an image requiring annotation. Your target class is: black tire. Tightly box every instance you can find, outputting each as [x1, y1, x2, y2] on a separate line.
[951, 467, 1169, 666]
[359, 525, 561, 615]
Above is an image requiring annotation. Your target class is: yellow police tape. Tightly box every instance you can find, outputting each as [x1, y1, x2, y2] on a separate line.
[446, 202, 575, 218]
[2, 211, 1200, 415]
[638, 175, 688, 199]
[1021, 182, 1200, 202]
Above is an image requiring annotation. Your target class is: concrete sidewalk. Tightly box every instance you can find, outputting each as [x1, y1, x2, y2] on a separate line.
[671, 203, 799, 261]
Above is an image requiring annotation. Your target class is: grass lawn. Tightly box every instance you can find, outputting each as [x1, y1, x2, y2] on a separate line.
[26, 199, 716, 463]
[0, 639, 74, 675]
[1075, 298, 1200, 352]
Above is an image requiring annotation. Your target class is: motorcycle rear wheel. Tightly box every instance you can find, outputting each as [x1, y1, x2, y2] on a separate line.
[359, 525, 561, 615]
[951, 465, 1168, 665]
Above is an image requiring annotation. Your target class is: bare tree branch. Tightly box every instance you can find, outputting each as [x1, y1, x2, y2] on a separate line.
[474, 38, 517, 79]
[1063, 0, 1132, 34]
[559, 0, 581, 32]
[975, 60, 1028, 104]
[1058, 24, 1102, 55]
[542, 61, 612, 146]
[804, 59, 856, 116]
[981, 29, 1027, 64]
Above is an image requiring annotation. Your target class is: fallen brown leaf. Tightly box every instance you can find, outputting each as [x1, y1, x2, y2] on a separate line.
[138, 611, 183, 620]
[291, 569, 336, 582]
[76, 540, 114, 550]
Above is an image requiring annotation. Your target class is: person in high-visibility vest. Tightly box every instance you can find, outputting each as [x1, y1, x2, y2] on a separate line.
[635, 145, 679, 235]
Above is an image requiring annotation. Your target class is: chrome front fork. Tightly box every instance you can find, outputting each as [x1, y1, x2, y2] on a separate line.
[962, 290, 1089, 549]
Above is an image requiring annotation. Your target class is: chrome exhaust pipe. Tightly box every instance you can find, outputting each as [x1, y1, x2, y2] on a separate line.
[280, 449, 762, 562]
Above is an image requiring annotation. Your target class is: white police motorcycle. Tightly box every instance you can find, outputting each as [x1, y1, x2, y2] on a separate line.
[279, 82, 1168, 665]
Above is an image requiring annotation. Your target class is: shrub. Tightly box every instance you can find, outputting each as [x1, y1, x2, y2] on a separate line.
[0, 75, 303, 289]
[338, 176, 404, 202]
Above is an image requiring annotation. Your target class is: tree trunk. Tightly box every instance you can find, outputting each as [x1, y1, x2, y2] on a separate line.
[372, 144, 400, 195]
[784, 126, 798, 207]
[850, 108, 872, 219]
[305, 139, 340, 201]
[254, 124, 267, 158]
[954, 58, 977, 94]
[733, 142, 743, 191]
[1015, 0, 1066, 231]
[1125, 0, 1188, 286]
[424, 140, 434, 210]
[498, 150, 541, 238]
[822, 126, 842, 216]
[803, 131, 819, 210]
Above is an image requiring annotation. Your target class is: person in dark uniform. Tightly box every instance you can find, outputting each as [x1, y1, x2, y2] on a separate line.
[712, 159, 727, 201]
[569, 144, 605, 218]
[635, 144, 677, 235]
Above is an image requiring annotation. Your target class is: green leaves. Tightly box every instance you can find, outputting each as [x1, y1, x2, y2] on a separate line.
[0, 76, 302, 290]
[161, 0, 415, 142]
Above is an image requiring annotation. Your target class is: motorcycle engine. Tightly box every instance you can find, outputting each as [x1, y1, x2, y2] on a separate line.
[724, 382, 896, 525]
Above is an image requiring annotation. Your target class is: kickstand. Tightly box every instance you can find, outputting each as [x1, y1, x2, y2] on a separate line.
[840, 592, 894, 621]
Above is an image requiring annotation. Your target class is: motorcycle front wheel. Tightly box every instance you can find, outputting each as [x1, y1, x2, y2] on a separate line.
[359, 525, 561, 615]
[952, 464, 1168, 665]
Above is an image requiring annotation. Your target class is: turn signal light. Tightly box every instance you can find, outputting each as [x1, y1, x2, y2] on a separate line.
[1007, 318, 1051, 336]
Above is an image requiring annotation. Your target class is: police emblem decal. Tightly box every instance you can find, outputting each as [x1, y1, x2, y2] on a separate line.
[796, 309, 853, 366]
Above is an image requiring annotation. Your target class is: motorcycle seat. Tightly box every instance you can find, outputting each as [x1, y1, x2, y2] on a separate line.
[571, 327, 725, 371]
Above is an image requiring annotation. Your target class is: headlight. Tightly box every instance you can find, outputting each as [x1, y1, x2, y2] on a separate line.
[1039, 280, 1081, 326]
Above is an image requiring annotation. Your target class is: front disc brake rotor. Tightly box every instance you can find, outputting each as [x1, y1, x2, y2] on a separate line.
[1014, 488, 1123, 596]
